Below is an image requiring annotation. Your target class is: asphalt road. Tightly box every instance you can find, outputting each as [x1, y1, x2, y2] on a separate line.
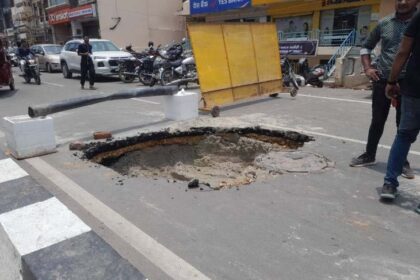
[1, 69, 420, 280]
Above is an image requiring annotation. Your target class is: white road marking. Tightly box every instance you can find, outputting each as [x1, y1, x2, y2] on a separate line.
[0, 158, 28, 184]
[264, 124, 420, 157]
[131, 98, 160, 105]
[43, 82, 64, 87]
[26, 157, 211, 280]
[0, 197, 91, 256]
[299, 94, 372, 105]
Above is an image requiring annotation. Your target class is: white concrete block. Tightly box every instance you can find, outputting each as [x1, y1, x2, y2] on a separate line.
[164, 89, 199, 121]
[3, 115, 57, 159]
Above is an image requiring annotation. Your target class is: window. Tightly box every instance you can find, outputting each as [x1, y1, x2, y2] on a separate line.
[48, 0, 67, 7]
[91, 41, 120, 52]
[44, 45, 62, 54]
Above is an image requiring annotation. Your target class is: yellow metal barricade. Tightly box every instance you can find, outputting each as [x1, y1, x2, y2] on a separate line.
[188, 22, 283, 112]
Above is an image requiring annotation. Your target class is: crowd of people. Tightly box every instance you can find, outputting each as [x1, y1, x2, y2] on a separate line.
[349, 0, 420, 214]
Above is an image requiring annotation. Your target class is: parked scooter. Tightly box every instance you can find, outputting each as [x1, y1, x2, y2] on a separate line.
[20, 54, 41, 85]
[297, 57, 324, 88]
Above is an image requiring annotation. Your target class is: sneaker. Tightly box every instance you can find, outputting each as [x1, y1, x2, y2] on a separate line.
[380, 184, 398, 201]
[81, 85, 85, 90]
[415, 204, 420, 214]
[402, 162, 415, 179]
[350, 153, 376, 167]
[89, 86, 96, 90]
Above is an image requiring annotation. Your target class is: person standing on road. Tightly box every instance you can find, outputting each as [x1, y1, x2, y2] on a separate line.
[349, 0, 419, 181]
[380, 11, 420, 213]
[77, 36, 96, 90]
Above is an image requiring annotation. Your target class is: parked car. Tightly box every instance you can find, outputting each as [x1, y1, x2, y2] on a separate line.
[60, 39, 133, 78]
[31, 44, 62, 72]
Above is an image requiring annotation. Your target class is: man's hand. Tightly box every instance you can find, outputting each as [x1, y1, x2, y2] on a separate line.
[385, 84, 400, 100]
[365, 68, 380, 81]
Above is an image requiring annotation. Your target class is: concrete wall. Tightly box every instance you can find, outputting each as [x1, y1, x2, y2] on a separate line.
[97, 0, 186, 50]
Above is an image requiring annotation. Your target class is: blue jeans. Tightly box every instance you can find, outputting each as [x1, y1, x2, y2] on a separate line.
[384, 95, 420, 187]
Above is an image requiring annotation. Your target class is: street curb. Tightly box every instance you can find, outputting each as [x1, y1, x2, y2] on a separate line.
[0, 153, 146, 280]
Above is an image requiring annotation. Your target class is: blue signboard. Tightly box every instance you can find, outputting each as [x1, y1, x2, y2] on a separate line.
[190, 0, 251, 15]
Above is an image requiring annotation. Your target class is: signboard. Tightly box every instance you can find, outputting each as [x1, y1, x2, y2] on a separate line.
[48, 4, 96, 25]
[190, 0, 251, 15]
[280, 40, 318, 56]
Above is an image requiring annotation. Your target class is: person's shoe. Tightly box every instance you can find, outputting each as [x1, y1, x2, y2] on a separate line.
[402, 162, 415, 179]
[89, 86, 96, 90]
[380, 184, 398, 201]
[81, 85, 85, 90]
[415, 204, 420, 214]
[350, 153, 376, 167]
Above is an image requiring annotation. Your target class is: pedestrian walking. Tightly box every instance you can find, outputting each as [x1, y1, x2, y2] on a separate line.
[381, 10, 420, 214]
[78, 36, 96, 90]
[349, 0, 419, 182]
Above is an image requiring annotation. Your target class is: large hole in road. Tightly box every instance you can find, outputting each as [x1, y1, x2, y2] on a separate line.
[83, 127, 332, 189]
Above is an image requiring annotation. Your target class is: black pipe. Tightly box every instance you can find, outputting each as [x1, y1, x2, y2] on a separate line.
[28, 86, 178, 118]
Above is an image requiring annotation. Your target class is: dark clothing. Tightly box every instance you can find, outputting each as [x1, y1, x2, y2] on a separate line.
[17, 47, 33, 58]
[77, 43, 93, 64]
[361, 13, 415, 79]
[81, 63, 95, 86]
[366, 80, 402, 157]
[78, 43, 94, 86]
[402, 12, 420, 98]
[384, 96, 420, 187]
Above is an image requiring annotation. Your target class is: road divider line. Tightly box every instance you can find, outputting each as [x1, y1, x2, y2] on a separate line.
[299, 94, 371, 104]
[264, 124, 420, 157]
[131, 98, 160, 105]
[43, 82, 65, 88]
[25, 157, 211, 280]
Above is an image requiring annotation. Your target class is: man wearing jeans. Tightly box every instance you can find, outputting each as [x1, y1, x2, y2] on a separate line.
[349, 0, 419, 180]
[382, 10, 420, 214]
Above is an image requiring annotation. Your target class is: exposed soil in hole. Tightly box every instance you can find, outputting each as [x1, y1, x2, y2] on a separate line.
[83, 127, 332, 189]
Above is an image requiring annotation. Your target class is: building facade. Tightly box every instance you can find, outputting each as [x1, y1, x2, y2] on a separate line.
[96, 0, 186, 50]
[46, 0, 99, 44]
[0, 0, 14, 39]
[183, 0, 402, 65]
[10, 0, 51, 44]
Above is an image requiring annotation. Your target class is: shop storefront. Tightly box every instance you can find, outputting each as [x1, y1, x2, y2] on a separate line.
[48, 3, 99, 43]
[188, 0, 266, 23]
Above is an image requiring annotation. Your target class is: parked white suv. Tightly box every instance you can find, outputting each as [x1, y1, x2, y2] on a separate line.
[60, 39, 132, 78]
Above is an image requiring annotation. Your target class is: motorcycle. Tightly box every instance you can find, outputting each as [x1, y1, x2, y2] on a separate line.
[20, 54, 41, 85]
[140, 43, 184, 86]
[297, 57, 324, 88]
[160, 55, 198, 87]
[280, 56, 299, 97]
[7, 51, 19, 67]
[118, 46, 149, 83]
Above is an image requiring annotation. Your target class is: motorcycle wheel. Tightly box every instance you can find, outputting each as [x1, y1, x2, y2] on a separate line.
[119, 66, 135, 83]
[138, 69, 153, 86]
[24, 75, 31, 83]
[35, 75, 41, 85]
[160, 68, 174, 86]
[317, 81, 324, 88]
